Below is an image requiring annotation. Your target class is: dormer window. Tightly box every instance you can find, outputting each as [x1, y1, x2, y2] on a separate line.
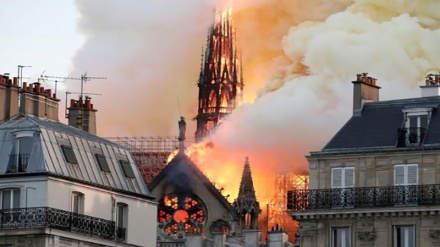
[8, 131, 34, 173]
[398, 108, 433, 146]
[61, 145, 78, 164]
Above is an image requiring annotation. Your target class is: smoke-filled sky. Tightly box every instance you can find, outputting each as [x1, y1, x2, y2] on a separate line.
[2, 0, 440, 202]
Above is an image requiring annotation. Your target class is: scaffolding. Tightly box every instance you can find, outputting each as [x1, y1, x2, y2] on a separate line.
[105, 136, 195, 184]
[268, 172, 309, 242]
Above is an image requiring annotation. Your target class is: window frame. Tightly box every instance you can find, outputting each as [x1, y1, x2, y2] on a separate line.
[331, 167, 355, 189]
[0, 188, 20, 210]
[95, 154, 111, 172]
[393, 225, 415, 247]
[402, 108, 432, 145]
[71, 191, 84, 214]
[394, 164, 418, 186]
[119, 160, 135, 178]
[61, 145, 78, 164]
[330, 226, 351, 247]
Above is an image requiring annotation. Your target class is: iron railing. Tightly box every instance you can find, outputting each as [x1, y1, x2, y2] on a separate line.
[287, 184, 440, 211]
[0, 207, 118, 241]
[117, 227, 126, 241]
[397, 127, 426, 147]
[7, 154, 30, 173]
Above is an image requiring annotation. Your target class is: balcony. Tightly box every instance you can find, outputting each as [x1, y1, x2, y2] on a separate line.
[397, 127, 426, 147]
[0, 207, 124, 241]
[287, 184, 440, 211]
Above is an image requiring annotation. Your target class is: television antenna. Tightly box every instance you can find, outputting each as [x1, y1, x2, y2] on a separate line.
[42, 73, 106, 98]
[17, 65, 32, 87]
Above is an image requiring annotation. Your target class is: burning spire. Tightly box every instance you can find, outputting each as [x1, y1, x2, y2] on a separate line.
[194, 5, 244, 142]
[233, 156, 261, 230]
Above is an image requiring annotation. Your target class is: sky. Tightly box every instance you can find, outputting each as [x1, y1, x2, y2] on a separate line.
[2, 0, 440, 203]
[0, 0, 84, 93]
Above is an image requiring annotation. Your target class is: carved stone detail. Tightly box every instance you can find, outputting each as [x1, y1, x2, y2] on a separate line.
[357, 231, 376, 243]
[429, 229, 440, 242]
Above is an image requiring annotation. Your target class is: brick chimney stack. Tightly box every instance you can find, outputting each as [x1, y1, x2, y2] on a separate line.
[20, 82, 60, 121]
[67, 96, 97, 135]
[420, 73, 440, 97]
[0, 74, 19, 122]
[352, 73, 381, 116]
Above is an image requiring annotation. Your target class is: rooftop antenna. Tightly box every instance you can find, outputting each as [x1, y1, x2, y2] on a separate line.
[42, 75, 82, 97]
[17, 65, 32, 87]
[65, 91, 102, 118]
[80, 73, 106, 99]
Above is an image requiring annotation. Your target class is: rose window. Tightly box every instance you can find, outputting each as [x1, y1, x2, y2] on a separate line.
[158, 193, 206, 239]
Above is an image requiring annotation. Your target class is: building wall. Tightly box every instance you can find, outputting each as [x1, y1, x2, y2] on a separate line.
[297, 150, 440, 247]
[47, 178, 157, 247]
[308, 151, 440, 190]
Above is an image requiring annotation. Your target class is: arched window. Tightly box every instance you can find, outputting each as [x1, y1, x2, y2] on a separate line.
[158, 193, 206, 239]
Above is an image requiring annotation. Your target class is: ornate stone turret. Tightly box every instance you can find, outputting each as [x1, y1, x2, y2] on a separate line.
[233, 156, 261, 230]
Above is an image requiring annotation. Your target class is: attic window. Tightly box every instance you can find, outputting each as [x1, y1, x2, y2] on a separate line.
[61, 145, 78, 164]
[119, 160, 135, 178]
[398, 108, 433, 146]
[95, 154, 110, 172]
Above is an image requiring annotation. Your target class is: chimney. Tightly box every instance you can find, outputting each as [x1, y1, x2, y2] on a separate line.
[0, 75, 20, 122]
[20, 82, 60, 121]
[420, 73, 440, 97]
[352, 73, 380, 116]
[67, 96, 97, 134]
[267, 224, 289, 247]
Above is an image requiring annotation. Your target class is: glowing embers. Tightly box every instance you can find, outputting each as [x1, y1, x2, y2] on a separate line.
[158, 193, 206, 238]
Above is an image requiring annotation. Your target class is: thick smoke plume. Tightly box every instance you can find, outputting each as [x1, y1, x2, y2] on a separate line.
[71, 0, 440, 203]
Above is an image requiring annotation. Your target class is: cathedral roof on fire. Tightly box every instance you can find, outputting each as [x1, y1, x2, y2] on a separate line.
[148, 151, 235, 212]
[0, 114, 153, 199]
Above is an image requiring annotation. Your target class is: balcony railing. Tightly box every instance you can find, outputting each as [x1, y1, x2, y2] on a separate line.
[0, 207, 119, 241]
[397, 127, 426, 147]
[287, 184, 440, 211]
[117, 227, 126, 241]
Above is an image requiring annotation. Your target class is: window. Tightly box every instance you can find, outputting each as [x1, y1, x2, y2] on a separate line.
[331, 167, 355, 207]
[117, 203, 128, 241]
[8, 133, 33, 173]
[401, 108, 432, 145]
[95, 154, 110, 172]
[61, 145, 78, 164]
[119, 160, 135, 178]
[394, 164, 418, 186]
[1, 189, 20, 209]
[394, 225, 415, 247]
[71, 192, 84, 214]
[331, 227, 351, 247]
[331, 167, 355, 188]
[394, 164, 418, 205]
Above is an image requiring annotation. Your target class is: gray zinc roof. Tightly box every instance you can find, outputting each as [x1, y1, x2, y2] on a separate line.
[318, 96, 440, 155]
[0, 115, 152, 198]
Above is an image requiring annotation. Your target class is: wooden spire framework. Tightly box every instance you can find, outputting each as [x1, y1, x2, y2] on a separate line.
[194, 7, 243, 142]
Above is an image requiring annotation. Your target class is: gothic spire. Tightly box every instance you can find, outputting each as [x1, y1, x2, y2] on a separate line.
[194, 6, 244, 142]
[234, 156, 261, 230]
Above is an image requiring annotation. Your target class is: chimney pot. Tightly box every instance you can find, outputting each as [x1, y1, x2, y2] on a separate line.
[13, 77, 18, 86]
[22, 82, 27, 90]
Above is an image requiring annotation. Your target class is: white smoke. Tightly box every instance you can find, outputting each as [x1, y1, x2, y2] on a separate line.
[71, 0, 440, 201]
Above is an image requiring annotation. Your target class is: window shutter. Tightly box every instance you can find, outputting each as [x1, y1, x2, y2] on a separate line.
[407, 164, 418, 185]
[344, 167, 355, 188]
[332, 168, 342, 188]
[394, 165, 405, 186]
